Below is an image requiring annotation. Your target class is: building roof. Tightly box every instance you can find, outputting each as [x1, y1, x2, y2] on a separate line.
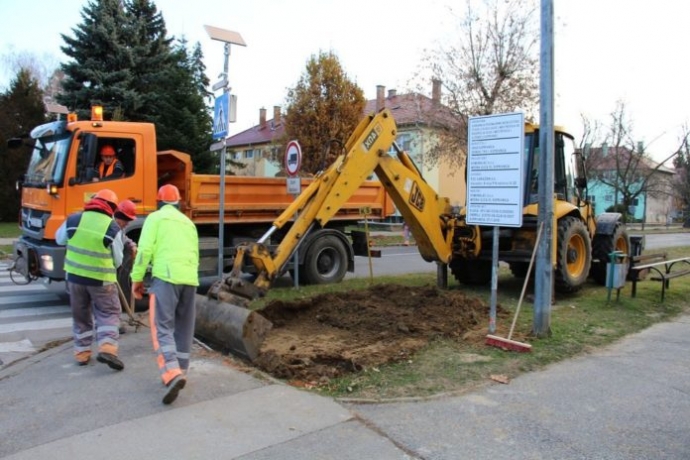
[225, 85, 448, 149]
[225, 118, 284, 148]
[586, 145, 675, 175]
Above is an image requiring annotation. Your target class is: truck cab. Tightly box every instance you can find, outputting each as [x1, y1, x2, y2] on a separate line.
[11, 109, 158, 282]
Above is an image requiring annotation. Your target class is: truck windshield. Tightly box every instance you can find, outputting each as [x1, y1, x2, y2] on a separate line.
[23, 121, 71, 188]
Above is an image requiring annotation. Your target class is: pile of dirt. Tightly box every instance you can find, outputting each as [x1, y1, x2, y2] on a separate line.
[253, 283, 493, 384]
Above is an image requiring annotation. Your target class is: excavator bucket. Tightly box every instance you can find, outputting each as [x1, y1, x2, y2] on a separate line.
[193, 278, 272, 362]
[194, 294, 272, 361]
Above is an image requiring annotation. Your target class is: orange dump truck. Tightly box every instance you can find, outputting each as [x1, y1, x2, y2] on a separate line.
[9, 109, 393, 286]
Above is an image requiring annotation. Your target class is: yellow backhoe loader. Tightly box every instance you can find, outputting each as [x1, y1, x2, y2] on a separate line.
[202, 108, 629, 359]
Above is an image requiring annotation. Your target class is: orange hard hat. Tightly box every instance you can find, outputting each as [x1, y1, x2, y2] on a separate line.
[157, 184, 181, 203]
[100, 145, 116, 157]
[94, 189, 118, 207]
[115, 199, 136, 220]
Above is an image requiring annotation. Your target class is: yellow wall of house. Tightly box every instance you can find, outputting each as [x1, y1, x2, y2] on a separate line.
[438, 159, 466, 210]
[403, 127, 466, 211]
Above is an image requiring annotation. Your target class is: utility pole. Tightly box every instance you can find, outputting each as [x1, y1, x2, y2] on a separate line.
[534, 0, 554, 337]
[205, 25, 246, 279]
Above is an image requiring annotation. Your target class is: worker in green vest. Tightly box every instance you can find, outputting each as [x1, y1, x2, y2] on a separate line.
[132, 184, 199, 404]
[56, 189, 126, 370]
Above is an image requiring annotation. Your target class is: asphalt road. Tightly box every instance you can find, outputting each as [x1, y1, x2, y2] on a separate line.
[639, 232, 690, 250]
[351, 231, 690, 278]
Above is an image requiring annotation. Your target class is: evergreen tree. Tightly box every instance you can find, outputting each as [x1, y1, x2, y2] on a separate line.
[124, 0, 173, 121]
[58, 0, 135, 119]
[0, 69, 46, 222]
[57, 0, 215, 171]
[284, 51, 365, 174]
[152, 39, 215, 173]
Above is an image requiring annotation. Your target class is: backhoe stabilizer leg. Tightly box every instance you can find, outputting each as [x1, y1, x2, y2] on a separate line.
[194, 294, 273, 362]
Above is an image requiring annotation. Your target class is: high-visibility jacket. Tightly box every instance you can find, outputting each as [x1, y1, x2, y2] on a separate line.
[64, 211, 117, 282]
[131, 204, 199, 286]
[99, 158, 124, 179]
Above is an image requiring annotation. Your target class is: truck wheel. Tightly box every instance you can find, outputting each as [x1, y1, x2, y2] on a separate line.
[450, 259, 492, 285]
[301, 235, 348, 285]
[590, 223, 630, 285]
[555, 217, 592, 293]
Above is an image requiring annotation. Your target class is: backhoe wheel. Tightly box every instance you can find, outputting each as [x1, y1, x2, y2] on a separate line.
[554, 217, 592, 293]
[590, 223, 630, 285]
[450, 259, 492, 286]
[301, 235, 348, 285]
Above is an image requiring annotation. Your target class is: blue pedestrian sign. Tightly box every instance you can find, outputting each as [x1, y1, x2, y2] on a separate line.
[213, 93, 229, 139]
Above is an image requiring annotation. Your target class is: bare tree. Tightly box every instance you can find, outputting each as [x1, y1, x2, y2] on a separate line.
[1, 49, 59, 91]
[671, 123, 690, 220]
[578, 113, 604, 151]
[585, 101, 678, 223]
[415, 0, 540, 169]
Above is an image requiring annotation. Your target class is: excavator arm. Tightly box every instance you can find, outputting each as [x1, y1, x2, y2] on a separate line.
[227, 108, 454, 300]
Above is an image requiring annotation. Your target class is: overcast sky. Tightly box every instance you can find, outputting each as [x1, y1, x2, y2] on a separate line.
[1, 0, 688, 161]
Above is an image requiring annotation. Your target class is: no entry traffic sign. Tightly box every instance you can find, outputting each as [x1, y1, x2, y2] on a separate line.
[285, 140, 302, 176]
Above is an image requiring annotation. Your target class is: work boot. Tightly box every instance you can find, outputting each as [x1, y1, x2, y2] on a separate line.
[96, 352, 124, 371]
[162, 375, 186, 405]
[75, 351, 91, 366]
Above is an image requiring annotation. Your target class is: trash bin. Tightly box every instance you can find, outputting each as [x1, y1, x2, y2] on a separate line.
[607, 251, 628, 302]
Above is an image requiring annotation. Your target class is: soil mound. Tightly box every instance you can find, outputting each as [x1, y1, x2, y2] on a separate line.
[253, 283, 491, 384]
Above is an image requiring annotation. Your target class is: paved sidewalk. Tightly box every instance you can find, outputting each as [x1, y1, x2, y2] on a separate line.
[1, 313, 689, 458]
[0, 327, 410, 460]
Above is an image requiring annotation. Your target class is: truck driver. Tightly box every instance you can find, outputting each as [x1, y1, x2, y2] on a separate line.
[95, 145, 125, 181]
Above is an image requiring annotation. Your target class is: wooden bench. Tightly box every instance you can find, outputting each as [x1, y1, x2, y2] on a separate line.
[629, 253, 690, 301]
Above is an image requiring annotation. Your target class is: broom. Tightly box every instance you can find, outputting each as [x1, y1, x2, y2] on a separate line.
[485, 222, 544, 352]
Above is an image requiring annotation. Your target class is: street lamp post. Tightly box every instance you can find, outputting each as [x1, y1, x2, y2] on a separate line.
[205, 25, 246, 279]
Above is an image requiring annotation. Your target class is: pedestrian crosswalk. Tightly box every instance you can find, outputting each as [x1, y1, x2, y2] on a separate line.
[0, 262, 72, 367]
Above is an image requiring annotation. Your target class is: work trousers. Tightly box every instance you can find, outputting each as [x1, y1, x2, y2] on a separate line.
[69, 282, 121, 356]
[148, 278, 196, 385]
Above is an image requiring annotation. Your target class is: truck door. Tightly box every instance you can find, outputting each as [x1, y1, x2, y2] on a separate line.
[66, 133, 143, 215]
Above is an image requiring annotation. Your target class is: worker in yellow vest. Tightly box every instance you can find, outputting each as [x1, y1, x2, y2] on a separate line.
[56, 189, 127, 370]
[132, 184, 199, 404]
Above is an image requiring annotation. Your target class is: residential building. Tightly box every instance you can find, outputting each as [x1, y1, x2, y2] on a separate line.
[584, 144, 677, 223]
[225, 105, 284, 177]
[224, 81, 467, 216]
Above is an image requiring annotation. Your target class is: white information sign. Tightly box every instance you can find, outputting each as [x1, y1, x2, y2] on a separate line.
[286, 176, 301, 195]
[466, 112, 524, 227]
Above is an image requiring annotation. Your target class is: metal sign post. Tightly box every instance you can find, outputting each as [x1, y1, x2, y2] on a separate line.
[205, 25, 246, 279]
[285, 140, 303, 288]
[466, 112, 525, 334]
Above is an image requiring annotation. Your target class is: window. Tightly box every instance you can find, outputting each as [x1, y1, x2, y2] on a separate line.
[604, 194, 613, 202]
[95, 137, 136, 182]
[244, 149, 254, 159]
[397, 133, 413, 151]
[388, 133, 413, 155]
